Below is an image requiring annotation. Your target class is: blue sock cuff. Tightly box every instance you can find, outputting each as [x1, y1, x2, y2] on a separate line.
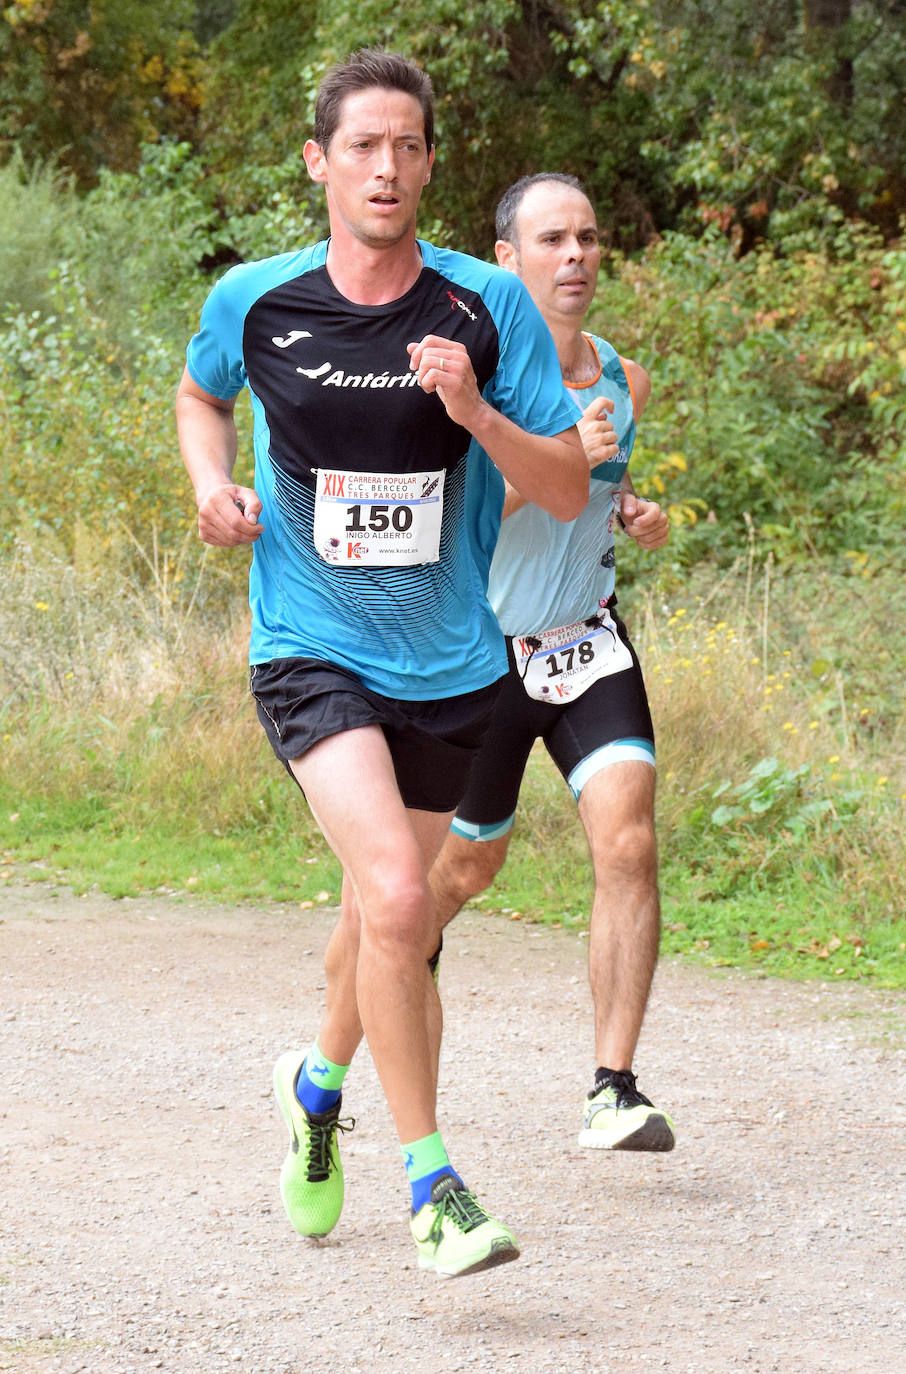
[410, 1166, 463, 1212]
[295, 1046, 346, 1115]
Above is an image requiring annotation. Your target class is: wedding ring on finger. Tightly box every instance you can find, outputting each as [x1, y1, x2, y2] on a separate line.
[439, 356, 445, 371]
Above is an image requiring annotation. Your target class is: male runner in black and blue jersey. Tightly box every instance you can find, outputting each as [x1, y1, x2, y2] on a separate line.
[176, 52, 587, 1278]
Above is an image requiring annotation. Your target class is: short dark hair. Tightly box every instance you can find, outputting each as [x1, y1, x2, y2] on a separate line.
[495, 173, 586, 246]
[313, 49, 435, 155]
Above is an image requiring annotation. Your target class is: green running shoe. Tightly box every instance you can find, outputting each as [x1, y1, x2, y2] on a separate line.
[410, 1174, 519, 1278]
[273, 1051, 354, 1237]
[578, 1068, 675, 1152]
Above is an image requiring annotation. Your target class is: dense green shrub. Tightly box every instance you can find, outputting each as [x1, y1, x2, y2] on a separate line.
[595, 223, 906, 573]
[0, 155, 72, 318]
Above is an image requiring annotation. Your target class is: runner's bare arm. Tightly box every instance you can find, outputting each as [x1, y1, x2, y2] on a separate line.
[501, 394, 617, 519]
[616, 358, 667, 548]
[407, 335, 587, 522]
[176, 368, 264, 546]
[621, 357, 652, 421]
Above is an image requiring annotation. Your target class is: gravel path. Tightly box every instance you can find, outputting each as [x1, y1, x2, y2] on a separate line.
[1, 883, 904, 1374]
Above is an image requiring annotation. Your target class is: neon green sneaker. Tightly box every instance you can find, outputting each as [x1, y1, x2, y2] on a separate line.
[273, 1051, 354, 1237]
[410, 1174, 519, 1278]
[578, 1068, 675, 1151]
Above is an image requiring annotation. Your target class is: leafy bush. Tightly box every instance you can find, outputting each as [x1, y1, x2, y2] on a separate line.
[0, 154, 72, 318]
[62, 140, 221, 365]
[0, 297, 197, 559]
[632, 555, 903, 933]
[594, 224, 906, 573]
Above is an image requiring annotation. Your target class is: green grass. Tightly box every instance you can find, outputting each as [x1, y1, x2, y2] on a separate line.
[0, 795, 341, 904]
[656, 861, 906, 987]
[3, 747, 904, 989]
[1, 542, 903, 990]
[439, 749, 906, 989]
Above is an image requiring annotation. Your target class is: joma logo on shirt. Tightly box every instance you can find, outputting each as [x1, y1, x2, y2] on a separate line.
[271, 328, 329, 377]
[272, 329, 313, 348]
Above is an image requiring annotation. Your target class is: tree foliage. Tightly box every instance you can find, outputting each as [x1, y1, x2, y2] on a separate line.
[595, 221, 906, 576]
[0, 0, 204, 183]
[0, 0, 904, 584]
[187, 0, 906, 255]
[3, 1, 904, 249]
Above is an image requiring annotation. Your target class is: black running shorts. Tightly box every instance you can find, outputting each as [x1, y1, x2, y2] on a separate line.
[453, 606, 654, 836]
[250, 657, 504, 813]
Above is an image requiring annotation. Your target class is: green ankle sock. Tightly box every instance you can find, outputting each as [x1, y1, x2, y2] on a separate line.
[401, 1131, 461, 1209]
[296, 1037, 348, 1113]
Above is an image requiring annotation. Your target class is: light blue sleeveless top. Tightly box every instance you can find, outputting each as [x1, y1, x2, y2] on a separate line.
[488, 333, 637, 636]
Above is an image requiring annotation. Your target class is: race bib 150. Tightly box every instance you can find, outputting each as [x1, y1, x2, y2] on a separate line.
[314, 468, 445, 567]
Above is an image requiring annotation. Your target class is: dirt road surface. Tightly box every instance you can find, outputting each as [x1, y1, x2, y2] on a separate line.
[2, 883, 904, 1374]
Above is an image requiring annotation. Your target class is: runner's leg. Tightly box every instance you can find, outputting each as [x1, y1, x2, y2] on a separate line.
[290, 725, 451, 1145]
[431, 831, 512, 927]
[430, 650, 541, 928]
[577, 760, 659, 1071]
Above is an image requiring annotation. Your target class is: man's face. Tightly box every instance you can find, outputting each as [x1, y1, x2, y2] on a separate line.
[304, 87, 434, 249]
[496, 182, 600, 323]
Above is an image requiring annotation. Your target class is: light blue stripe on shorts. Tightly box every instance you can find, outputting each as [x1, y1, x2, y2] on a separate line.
[567, 737, 655, 801]
[449, 812, 516, 842]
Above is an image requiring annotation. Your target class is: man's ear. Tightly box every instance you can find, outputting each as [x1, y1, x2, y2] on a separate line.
[303, 138, 327, 184]
[424, 145, 435, 185]
[495, 239, 518, 273]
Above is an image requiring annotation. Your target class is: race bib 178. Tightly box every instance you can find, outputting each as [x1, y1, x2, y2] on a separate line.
[514, 610, 633, 703]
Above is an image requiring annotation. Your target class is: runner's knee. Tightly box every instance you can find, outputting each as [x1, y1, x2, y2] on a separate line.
[594, 815, 657, 880]
[435, 834, 507, 908]
[358, 868, 434, 955]
[458, 845, 505, 901]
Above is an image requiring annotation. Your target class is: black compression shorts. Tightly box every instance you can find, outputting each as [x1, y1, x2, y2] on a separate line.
[451, 607, 654, 838]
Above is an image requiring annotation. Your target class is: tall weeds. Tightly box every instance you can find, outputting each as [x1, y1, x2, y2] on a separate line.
[0, 533, 269, 835]
[0, 535, 902, 935]
[635, 552, 904, 924]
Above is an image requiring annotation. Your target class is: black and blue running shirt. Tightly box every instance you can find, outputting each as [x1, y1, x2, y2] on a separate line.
[185, 238, 577, 699]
